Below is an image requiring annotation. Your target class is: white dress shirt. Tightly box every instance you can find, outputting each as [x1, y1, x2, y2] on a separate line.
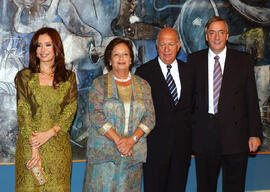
[158, 57, 181, 99]
[208, 47, 227, 114]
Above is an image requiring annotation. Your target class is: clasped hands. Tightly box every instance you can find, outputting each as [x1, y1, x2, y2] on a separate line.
[29, 126, 58, 149]
[114, 137, 135, 157]
[27, 127, 57, 169]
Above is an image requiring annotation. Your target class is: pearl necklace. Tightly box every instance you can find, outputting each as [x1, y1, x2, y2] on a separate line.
[113, 72, 131, 82]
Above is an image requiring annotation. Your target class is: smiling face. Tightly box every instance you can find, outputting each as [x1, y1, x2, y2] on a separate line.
[157, 28, 181, 65]
[36, 33, 55, 66]
[205, 21, 229, 54]
[110, 43, 131, 76]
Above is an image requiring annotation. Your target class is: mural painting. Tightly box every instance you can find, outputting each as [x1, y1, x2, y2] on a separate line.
[0, 0, 269, 162]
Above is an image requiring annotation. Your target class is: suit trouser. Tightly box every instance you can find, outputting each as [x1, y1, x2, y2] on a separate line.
[143, 145, 191, 192]
[195, 115, 248, 192]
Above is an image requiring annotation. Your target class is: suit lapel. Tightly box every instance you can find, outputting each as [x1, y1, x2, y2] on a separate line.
[153, 58, 168, 91]
[202, 51, 209, 110]
[218, 49, 234, 108]
[176, 60, 184, 106]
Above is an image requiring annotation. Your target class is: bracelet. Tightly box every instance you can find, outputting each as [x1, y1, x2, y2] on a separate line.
[132, 135, 138, 143]
[52, 127, 57, 137]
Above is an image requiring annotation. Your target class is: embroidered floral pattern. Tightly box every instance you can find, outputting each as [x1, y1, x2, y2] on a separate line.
[15, 70, 77, 192]
[84, 72, 155, 191]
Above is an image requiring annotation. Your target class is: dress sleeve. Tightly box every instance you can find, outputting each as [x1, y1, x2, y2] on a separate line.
[15, 70, 35, 139]
[138, 80, 155, 136]
[89, 77, 113, 135]
[55, 72, 78, 133]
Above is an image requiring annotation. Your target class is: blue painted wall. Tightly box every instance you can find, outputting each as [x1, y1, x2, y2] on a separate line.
[1, 155, 270, 192]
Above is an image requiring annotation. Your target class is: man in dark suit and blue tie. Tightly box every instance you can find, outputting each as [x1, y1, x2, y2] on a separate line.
[136, 27, 193, 192]
[188, 16, 262, 192]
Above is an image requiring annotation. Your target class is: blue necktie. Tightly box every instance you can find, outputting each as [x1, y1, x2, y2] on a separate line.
[213, 56, 222, 114]
[166, 65, 178, 105]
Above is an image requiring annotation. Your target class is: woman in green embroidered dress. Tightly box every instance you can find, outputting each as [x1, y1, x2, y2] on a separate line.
[15, 27, 77, 192]
[83, 38, 155, 192]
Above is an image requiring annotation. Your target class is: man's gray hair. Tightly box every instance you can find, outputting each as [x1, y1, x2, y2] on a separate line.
[204, 16, 230, 34]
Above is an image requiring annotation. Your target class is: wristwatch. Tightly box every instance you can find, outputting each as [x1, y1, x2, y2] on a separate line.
[132, 135, 138, 143]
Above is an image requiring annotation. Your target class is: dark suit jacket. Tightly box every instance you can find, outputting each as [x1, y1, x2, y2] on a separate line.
[188, 48, 262, 154]
[135, 57, 192, 164]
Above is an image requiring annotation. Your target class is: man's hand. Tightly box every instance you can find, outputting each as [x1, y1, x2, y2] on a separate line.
[249, 137, 261, 152]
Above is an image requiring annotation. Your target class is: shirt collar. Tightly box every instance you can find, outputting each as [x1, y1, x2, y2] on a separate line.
[158, 57, 178, 68]
[208, 47, 227, 59]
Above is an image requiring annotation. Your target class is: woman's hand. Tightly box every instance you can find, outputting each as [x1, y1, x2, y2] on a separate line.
[116, 137, 135, 156]
[29, 128, 55, 148]
[26, 147, 42, 169]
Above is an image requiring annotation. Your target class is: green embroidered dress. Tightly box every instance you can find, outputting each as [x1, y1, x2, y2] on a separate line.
[15, 69, 77, 192]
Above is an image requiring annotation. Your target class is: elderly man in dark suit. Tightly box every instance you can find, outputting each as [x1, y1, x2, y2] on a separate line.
[135, 27, 193, 192]
[188, 16, 262, 192]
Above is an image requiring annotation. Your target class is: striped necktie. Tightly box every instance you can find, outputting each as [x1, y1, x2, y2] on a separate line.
[213, 55, 222, 114]
[166, 65, 178, 105]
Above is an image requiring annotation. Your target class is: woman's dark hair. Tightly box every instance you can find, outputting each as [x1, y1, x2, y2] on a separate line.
[29, 27, 71, 87]
[104, 37, 135, 71]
